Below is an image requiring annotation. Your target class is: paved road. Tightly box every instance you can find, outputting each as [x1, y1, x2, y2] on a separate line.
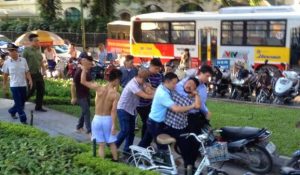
[0, 98, 286, 175]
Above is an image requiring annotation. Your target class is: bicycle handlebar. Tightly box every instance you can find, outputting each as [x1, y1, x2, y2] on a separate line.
[180, 133, 208, 143]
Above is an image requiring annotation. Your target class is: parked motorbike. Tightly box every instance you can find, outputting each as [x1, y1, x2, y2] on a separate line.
[230, 68, 257, 101]
[273, 71, 300, 105]
[256, 70, 273, 103]
[211, 66, 231, 97]
[175, 124, 275, 174]
[281, 150, 300, 175]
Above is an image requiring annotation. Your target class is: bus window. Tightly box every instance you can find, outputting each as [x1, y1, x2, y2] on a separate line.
[221, 21, 243, 45]
[111, 32, 118, 39]
[221, 20, 286, 46]
[171, 22, 195, 45]
[246, 21, 267, 45]
[133, 22, 169, 43]
[267, 21, 286, 46]
[119, 33, 125, 40]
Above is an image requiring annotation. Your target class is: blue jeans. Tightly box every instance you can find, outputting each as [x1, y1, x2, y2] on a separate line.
[9, 87, 27, 123]
[76, 97, 91, 133]
[116, 109, 136, 153]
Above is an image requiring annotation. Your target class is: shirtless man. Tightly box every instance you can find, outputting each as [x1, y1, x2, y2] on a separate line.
[81, 65, 122, 162]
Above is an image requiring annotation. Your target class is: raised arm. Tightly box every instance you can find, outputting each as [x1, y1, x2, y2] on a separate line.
[80, 66, 100, 90]
[111, 93, 120, 135]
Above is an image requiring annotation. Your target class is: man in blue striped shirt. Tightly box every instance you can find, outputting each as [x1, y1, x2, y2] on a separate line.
[136, 58, 163, 138]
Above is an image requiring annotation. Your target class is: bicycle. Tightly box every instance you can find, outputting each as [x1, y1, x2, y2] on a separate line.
[127, 133, 229, 175]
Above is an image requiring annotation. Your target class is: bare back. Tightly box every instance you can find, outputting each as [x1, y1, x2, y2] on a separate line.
[95, 85, 119, 116]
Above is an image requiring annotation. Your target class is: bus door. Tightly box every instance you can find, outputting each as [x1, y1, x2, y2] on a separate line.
[290, 27, 300, 69]
[199, 27, 218, 65]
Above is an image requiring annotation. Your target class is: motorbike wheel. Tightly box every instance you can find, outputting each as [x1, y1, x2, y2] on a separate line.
[273, 97, 283, 105]
[207, 168, 229, 175]
[230, 89, 238, 100]
[244, 145, 273, 174]
[286, 156, 300, 169]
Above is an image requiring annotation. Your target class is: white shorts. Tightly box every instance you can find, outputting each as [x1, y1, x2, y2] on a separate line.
[91, 115, 117, 144]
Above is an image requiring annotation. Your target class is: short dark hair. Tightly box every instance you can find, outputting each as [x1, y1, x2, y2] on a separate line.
[109, 69, 122, 82]
[125, 55, 134, 62]
[188, 77, 200, 87]
[150, 58, 162, 67]
[184, 48, 189, 52]
[28, 34, 38, 41]
[163, 72, 178, 82]
[199, 65, 213, 75]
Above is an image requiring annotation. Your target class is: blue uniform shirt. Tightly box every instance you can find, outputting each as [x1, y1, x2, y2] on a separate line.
[149, 84, 175, 122]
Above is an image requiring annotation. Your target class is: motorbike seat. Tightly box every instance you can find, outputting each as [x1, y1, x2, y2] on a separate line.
[280, 167, 300, 175]
[221, 126, 264, 141]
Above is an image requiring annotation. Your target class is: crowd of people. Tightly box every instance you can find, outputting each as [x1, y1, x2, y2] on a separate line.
[70, 46, 214, 172]
[1, 33, 214, 172]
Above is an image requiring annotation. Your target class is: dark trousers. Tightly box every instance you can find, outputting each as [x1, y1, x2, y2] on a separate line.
[136, 105, 151, 138]
[9, 87, 27, 123]
[76, 97, 91, 133]
[138, 118, 167, 150]
[116, 109, 136, 153]
[164, 126, 197, 168]
[27, 73, 45, 109]
[186, 112, 211, 167]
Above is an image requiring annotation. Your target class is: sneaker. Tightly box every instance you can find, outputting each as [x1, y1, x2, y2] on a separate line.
[21, 121, 28, 125]
[35, 108, 47, 112]
[10, 113, 18, 119]
[76, 128, 84, 133]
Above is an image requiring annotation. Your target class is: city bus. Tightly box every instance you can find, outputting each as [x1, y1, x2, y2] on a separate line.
[130, 5, 300, 71]
[106, 20, 130, 61]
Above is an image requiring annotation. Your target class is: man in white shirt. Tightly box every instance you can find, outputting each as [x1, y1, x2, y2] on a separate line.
[98, 43, 107, 66]
[2, 43, 33, 124]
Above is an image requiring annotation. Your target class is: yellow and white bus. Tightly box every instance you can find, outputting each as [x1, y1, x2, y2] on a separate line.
[130, 5, 300, 71]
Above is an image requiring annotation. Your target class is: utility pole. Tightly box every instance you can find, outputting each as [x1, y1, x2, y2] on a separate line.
[80, 0, 86, 49]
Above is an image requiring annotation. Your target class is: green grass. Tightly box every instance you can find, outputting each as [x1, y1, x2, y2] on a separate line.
[208, 100, 300, 156]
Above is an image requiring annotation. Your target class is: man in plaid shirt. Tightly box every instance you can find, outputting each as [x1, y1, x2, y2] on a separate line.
[164, 77, 201, 169]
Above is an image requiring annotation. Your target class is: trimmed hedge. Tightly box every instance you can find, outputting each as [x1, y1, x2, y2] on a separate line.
[0, 122, 158, 175]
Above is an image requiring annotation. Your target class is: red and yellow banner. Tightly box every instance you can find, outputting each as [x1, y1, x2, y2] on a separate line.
[106, 39, 130, 55]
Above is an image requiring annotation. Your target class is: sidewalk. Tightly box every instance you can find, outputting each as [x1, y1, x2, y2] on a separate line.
[0, 98, 90, 142]
[0, 98, 286, 175]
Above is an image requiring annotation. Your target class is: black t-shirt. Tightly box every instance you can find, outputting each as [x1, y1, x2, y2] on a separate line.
[73, 67, 92, 99]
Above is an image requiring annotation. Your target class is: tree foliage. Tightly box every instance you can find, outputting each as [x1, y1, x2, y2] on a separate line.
[37, 0, 63, 22]
[90, 0, 119, 19]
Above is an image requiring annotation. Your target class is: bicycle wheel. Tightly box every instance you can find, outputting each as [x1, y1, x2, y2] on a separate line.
[127, 154, 154, 170]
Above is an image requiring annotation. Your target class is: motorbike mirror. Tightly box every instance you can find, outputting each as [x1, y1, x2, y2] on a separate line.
[264, 60, 269, 65]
